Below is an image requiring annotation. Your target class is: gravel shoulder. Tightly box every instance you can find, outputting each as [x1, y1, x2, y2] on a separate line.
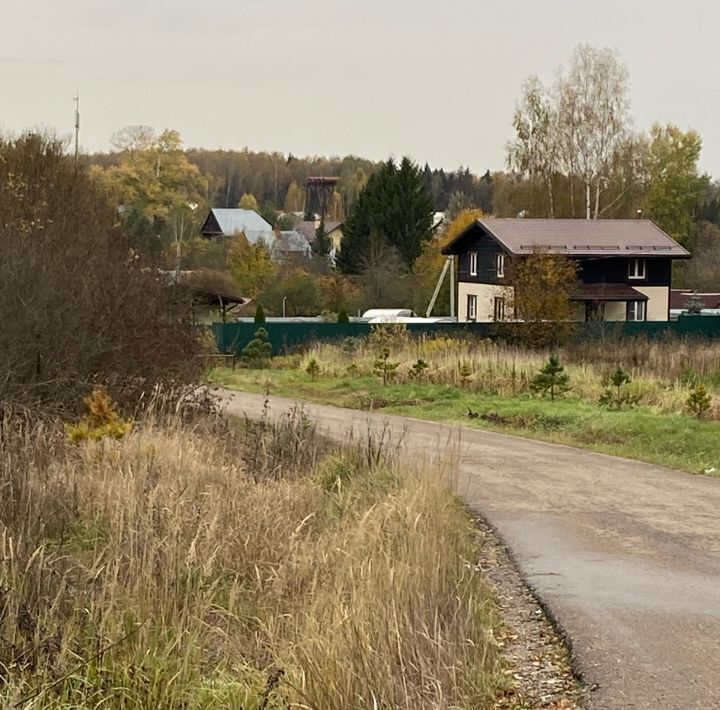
[221, 389, 720, 710]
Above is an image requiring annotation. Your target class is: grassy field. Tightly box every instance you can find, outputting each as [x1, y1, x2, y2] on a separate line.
[210, 332, 720, 476]
[0, 402, 516, 709]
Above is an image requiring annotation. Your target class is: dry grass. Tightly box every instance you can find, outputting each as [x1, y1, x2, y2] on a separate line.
[284, 332, 720, 415]
[0, 405, 499, 708]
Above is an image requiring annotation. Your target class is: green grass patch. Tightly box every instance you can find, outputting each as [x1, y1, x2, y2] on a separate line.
[210, 368, 720, 476]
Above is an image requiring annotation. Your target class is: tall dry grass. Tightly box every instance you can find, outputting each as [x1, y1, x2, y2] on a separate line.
[0, 405, 499, 708]
[291, 331, 720, 414]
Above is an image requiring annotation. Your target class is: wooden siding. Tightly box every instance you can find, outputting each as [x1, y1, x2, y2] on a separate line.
[454, 226, 509, 285]
[576, 256, 672, 288]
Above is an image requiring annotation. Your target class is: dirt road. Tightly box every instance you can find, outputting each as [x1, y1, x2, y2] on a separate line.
[221, 390, 720, 709]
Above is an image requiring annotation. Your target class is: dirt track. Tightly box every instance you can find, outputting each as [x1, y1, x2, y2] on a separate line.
[221, 390, 720, 710]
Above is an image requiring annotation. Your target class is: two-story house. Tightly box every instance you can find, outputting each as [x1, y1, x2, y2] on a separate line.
[441, 219, 690, 323]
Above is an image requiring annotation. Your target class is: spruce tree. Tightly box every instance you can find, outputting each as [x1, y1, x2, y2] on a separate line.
[338, 157, 433, 273]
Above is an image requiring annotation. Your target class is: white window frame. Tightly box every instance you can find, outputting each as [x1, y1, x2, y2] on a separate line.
[469, 252, 478, 276]
[627, 300, 647, 322]
[493, 296, 505, 322]
[467, 294, 477, 321]
[628, 258, 646, 280]
[496, 253, 505, 278]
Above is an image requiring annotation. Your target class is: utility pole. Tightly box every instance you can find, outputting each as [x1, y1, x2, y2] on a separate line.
[73, 90, 80, 166]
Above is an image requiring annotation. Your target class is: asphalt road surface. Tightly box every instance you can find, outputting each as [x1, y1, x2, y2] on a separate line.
[221, 390, 720, 710]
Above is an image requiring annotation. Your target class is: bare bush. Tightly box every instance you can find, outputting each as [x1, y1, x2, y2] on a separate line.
[0, 132, 204, 411]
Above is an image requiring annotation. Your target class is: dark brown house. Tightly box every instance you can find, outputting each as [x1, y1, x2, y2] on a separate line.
[441, 219, 689, 323]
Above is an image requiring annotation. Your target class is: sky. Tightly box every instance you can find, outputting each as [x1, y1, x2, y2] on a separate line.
[2, 0, 719, 176]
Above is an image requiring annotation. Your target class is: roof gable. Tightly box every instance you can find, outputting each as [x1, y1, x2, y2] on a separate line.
[443, 219, 690, 258]
[202, 209, 273, 240]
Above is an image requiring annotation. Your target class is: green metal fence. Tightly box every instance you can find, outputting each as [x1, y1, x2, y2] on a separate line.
[212, 316, 720, 355]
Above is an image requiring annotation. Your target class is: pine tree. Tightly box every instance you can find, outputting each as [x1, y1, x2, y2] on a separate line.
[530, 355, 571, 401]
[254, 304, 266, 323]
[241, 327, 272, 368]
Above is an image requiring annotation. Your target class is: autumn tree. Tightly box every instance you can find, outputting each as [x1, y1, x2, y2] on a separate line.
[507, 76, 559, 217]
[338, 157, 433, 273]
[228, 234, 277, 300]
[411, 209, 485, 315]
[238, 192, 259, 210]
[556, 44, 630, 218]
[644, 124, 708, 241]
[508, 251, 579, 346]
[284, 181, 304, 212]
[94, 126, 207, 266]
[506, 44, 630, 220]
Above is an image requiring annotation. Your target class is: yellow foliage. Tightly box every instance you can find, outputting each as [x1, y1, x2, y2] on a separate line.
[440, 208, 486, 249]
[66, 386, 133, 443]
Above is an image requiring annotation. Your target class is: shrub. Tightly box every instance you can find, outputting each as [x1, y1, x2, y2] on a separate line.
[0, 132, 204, 411]
[530, 355, 571, 401]
[66, 385, 133, 442]
[254, 304, 266, 323]
[687, 384, 712, 418]
[242, 327, 272, 368]
[337, 308, 349, 323]
[459, 363, 473, 387]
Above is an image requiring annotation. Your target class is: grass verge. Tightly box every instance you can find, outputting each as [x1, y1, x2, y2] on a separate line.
[210, 367, 720, 476]
[0, 406, 507, 708]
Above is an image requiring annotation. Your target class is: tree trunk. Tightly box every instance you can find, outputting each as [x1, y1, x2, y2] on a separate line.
[546, 175, 555, 218]
[585, 181, 591, 220]
[594, 181, 601, 219]
[569, 177, 575, 217]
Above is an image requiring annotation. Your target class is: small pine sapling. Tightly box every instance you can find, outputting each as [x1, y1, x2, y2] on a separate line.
[254, 304, 266, 323]
[337, 309, 350, 323]
[373, 347, 399, 386]
[241, 327, 272, 368]
[687, 384, 712, 418]
[599, 366, 638, 410]
[306, 358, 321, 381]
[530, 355, 571, 401]
[459, 363, 473, 388]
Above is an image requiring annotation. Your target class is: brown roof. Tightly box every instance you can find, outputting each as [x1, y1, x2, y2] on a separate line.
[570, 283, 648, 302]
[443, 219, 690, 258]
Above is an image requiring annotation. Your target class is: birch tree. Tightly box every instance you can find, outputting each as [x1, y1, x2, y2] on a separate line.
[507, 76, 559, 217]
[555, 44, 630, 219]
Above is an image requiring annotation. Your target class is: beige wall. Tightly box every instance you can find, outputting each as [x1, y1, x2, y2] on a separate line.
[457, 282, 511, 322]
[456, 283, 670, 323]
[632, 286, 669, 321]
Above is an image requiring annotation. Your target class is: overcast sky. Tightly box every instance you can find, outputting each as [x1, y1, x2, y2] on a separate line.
[2, 0, 719, 176]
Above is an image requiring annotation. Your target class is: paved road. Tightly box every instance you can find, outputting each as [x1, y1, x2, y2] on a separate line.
[221, 390, 720, 710]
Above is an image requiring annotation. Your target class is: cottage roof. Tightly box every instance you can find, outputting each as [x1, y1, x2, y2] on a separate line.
[442, 219, 690, 258]
[201, 209, 274, 245]
[269, 230, 312, 261]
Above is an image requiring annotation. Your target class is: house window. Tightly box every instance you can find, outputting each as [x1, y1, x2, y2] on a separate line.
[469, 252, 478, 276]
[627, 300, 647, 322]
[496, 253, 505, 278]
[628, 258, 646, 279]
[493, 297, 505, 322]
[467, 295, 478, 321]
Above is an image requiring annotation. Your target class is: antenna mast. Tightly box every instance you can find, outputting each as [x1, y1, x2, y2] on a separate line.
[73, 90, 80, 164]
